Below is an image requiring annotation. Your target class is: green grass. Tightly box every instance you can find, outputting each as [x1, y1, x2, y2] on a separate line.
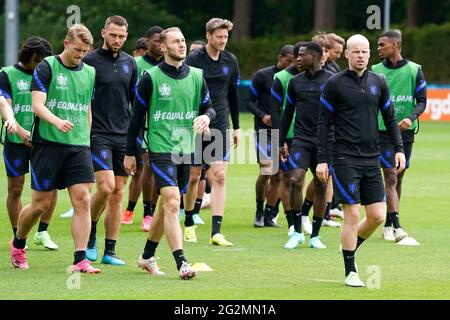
[1, 114, 450, 300]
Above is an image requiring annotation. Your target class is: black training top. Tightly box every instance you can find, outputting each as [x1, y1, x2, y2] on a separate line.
[126, 62, 215, 156]
[325, 61, 341, 74]
[378, 59, 427, 144]
[270, 65, 299, 133]
[246, 65, 281, 130]
[280, 68, 335, 146]
[317, 69, 404, 166]
[185, 46, 240, 130]
[83, 47, 138, 139]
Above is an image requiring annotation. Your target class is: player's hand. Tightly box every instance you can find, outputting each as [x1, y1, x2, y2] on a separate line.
[398, 118, 412, 132]
[262, 115, 272, 127]
[18, 128, 32, 147]
[316, 163, 329, 184]
[124, 155, 137, 176]
[4, 119, 18, 135]
[280, 143, 289, 162]
[395, 152, 406, 174]
[232, 129, 241, 149]
[55, 119, 74, 133]
[193, 115, 210, 134]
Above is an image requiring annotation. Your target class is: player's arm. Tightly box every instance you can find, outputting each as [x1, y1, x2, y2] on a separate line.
[316, 80, 336, 183]
[0, 72, 20, 136]
[129, 58, 139, 104]
[31, 62, 73, 133]
[125, 71, 152, 175]
[401, 68, 427, 131]
[379, 77, 405, 172]
[280, 80, 296, 146]
[228, 62, 241, 147]
[194, 79, 215, 134]
[245, 71, 268, 123]
[0, 95, 17, 134]
[269, 77, 284, 132]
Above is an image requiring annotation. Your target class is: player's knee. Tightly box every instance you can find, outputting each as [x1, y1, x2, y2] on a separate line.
[8, 186, 23, 200]
[212, 169, 226, 186]
[97, 181, 115, 196]
[370, 211, 385, 226]
[165, 198, 180, 214]
[32, 199, 53, 216]
[384, 171, 398, 187]
[314, 182, 327, 196]
[290, 176, 303, 190]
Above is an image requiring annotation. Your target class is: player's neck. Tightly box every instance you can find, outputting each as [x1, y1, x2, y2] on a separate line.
[349, 66, 366, 77]
[388, 52, 403, 67]
[102, 43, 119, 58]
[205, 44, 221, 61]
[165, 56, 183, 69]
[59, 52, 77, 68]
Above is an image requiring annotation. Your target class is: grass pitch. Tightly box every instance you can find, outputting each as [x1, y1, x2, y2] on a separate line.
[0, 114, 449, 300]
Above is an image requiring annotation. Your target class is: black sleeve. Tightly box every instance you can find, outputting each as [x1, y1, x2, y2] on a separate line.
[379, 77, 404, 154]
[185, 54, 197, 68]
[245, 71, 267, 120]
[199, 78, 216, 121]
[30, 60, 52, 93]
[279, 80, 296, 146]
[228, 61, 240, 129]
[317, 80, 336, 163]
[129, 58, 139, 104]
[0, 71, 12, 99]
[270, 77, 285, 133]
[126, 72, 152, 156]
[407, 68, 427, 122]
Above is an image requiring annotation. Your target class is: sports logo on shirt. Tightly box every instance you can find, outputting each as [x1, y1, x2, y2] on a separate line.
[56, 73, 68, 89]
[369, 85, 378, 96]
[222, 66, 229, 75]
[122, 64, 130, 74]
[16, 79, 29, 92]
[159, 83, 172, 97]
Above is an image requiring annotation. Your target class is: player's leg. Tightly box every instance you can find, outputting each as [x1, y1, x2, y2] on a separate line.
[102, 175, 128, 265]
[207, 161, 232, 246]
[34, 191, 59, 250]
[308, 173, 328, 249]
[284, 167, 307, 249]
[12, 190, 55, 269]
[184, 164, 202, 242]
[69, 182, 101, 273]
[6, 175, 25, 237]
[138, 199, 165, 275]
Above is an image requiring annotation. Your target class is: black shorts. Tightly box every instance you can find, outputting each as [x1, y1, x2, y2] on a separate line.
[149, 152, 190, 193]
[194, 128, 231, 165]
[380, 142, 413, 169]
[3, 143, 31, 177]
[30, 143, 94, 191]
[289, 139, 332, 173]
[255, 129, 275, 163]
[91, 134, 127, 176]
[331, 165, 385, 206]
[279, 139, 293, 173]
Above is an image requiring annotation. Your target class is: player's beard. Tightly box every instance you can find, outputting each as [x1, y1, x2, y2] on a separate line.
[167, 49, 186, 62]
[105, 39, 122, 54]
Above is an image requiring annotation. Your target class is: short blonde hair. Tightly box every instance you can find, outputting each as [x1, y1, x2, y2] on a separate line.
[328, 33, 345, 46]
[66, 24, 93, 45]
[206, 18, 233, 34]
[159, 27, 182, 44]
[312, 33, 332, 49]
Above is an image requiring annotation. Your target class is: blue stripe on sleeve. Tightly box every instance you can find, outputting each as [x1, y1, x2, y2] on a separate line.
[415, 81, 427, 95]
[271, 88, 283, 103]
[320, 96, 335, 112]
[33, 69, 47, 93]
[250, 83, 258, 97]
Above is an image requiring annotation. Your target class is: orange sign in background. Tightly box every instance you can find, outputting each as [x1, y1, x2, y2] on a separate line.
[420, 87, 450, 121]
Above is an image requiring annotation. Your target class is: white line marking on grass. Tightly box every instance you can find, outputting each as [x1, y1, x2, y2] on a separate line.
[312, 279, 341, 283]
[211, 248, 247, 252]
